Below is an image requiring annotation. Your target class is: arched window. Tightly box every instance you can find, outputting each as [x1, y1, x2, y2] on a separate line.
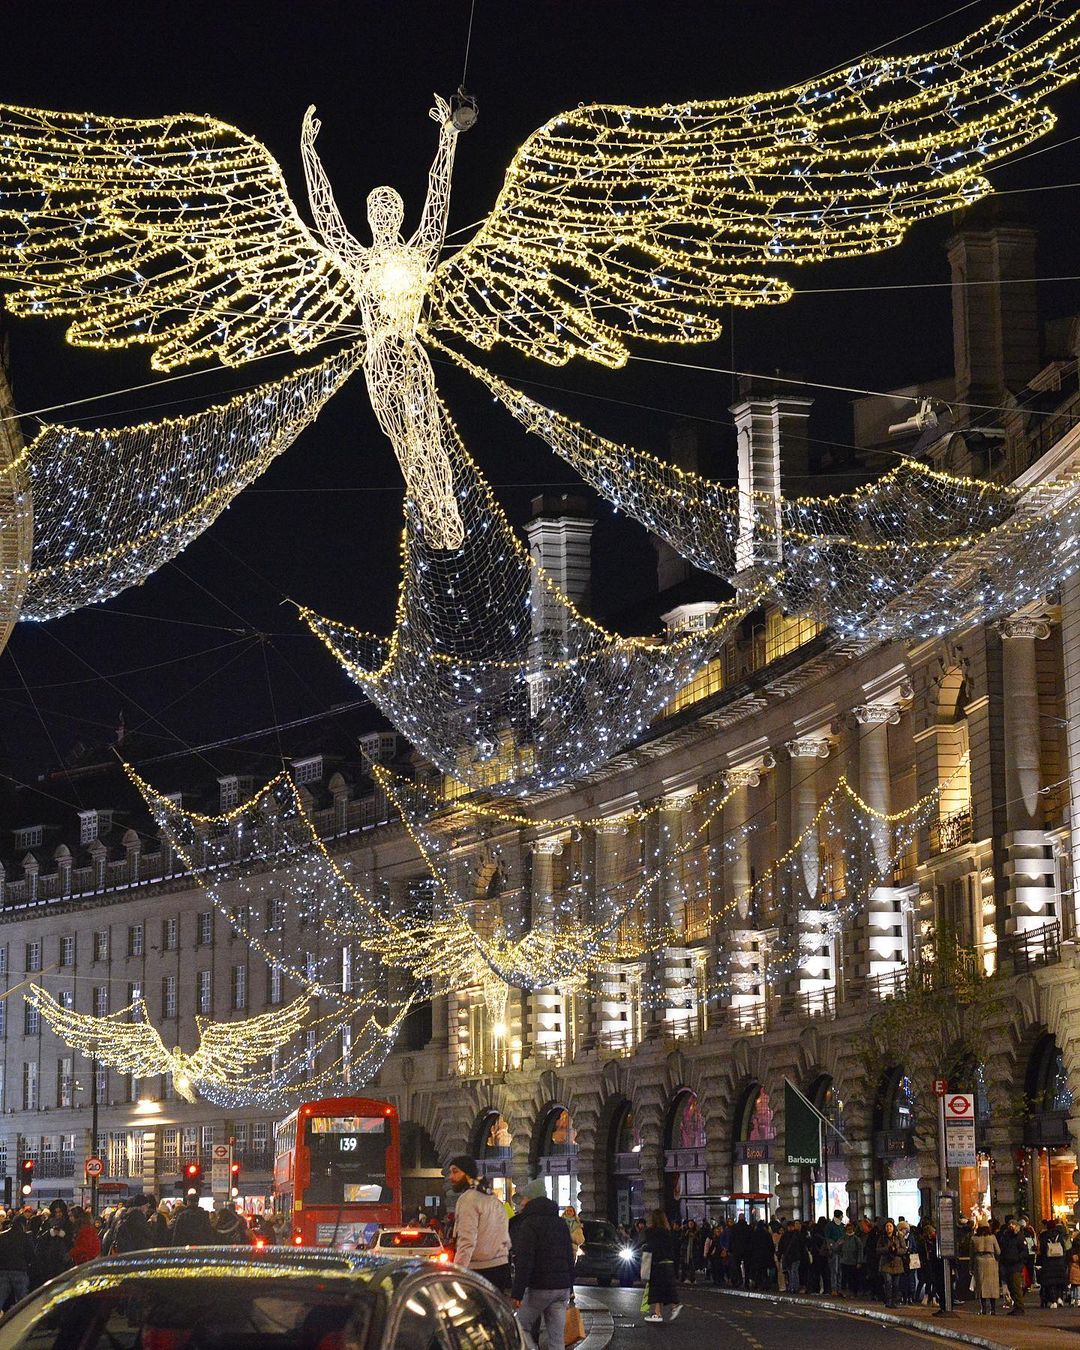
[534, 1106, 578, 1209]
[664, 1090, 708, 1222]
[667, 1090, 706, 1151]
[934, 668, 971, 851]
[471, 1110, 513, 1205]
[609, 1100, 644, 1227]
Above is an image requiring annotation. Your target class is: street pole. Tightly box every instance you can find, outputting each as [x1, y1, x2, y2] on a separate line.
[90, 1056, 99, 1218]
[935, 1090, 956, 1317]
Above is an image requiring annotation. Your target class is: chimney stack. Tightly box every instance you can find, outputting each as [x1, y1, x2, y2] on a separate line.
[947, 209, 1040, 417]
[729, 379, 812, 576]
[525, 494, 595, 644]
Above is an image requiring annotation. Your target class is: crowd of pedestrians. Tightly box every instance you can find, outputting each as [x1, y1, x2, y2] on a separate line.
[0, 1194, 282, 1311]
[612, 1207, 1080, 1319]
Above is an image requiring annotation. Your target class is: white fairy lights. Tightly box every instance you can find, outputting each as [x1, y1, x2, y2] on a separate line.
[21, 344, 363, 621]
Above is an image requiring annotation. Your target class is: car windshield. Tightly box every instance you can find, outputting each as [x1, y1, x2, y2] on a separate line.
[0, 1274, 374, 1350]
[582, 1221, 620, 1245]
[377, 1231, 442, 1248]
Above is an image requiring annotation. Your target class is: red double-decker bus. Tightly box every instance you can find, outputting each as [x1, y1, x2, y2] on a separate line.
[274, 1096, 402, 1248]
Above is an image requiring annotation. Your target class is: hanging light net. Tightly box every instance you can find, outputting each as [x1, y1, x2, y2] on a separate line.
[361, 763, 738, 992]
[20, 341, 364, 621]
[0, 367, 32, 657]
[127, 763, 416, 1104]
[452, 352, 1080, 643]
[299, 395, 759, 796]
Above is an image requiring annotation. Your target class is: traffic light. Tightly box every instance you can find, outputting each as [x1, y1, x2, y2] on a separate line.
[181, 1160, 202, 1194]
[19, 1158, 34, 1198]
[230, 1160, 241, 1199]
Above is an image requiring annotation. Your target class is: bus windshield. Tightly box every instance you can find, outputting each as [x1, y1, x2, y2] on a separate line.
[304, 1116, 393, 1206]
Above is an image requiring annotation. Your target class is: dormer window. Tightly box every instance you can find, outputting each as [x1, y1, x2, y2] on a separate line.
[359, 732, 398, 764]
[217, 776, 254, 811]
[291, 756, 324, 786]
[661, 602, 724, 636]
[14, 826, 43, 851]
[78, 810, 112, 845]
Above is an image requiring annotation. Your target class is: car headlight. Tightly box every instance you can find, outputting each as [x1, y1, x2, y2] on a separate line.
[619, 1247, 636, 1262]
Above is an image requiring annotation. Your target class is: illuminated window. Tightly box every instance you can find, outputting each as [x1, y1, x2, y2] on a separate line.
[764, 608, 823, 663]
[663, 659, 725, 716]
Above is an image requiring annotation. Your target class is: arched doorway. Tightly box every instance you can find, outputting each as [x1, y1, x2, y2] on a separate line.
[1023, 1033, 1076, 1222]
[609, 1101, 644, 1227]
[873, 1069, 920, 1220]
[533, 1106, 579, 1208]
[663, 1089, 708, 1222]
[472, 1110, 514, 1205]
[806, 1074, 848, 1221]
[732, 1083, 775, 1220]
[399, 1121, 443, 1223]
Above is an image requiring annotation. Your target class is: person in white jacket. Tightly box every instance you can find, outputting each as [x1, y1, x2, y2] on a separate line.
[447, 1154, 512, 1294]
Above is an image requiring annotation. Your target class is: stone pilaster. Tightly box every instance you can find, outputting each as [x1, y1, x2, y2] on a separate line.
[998, 615, 1057, 934]
[529, 839, 568, 1060]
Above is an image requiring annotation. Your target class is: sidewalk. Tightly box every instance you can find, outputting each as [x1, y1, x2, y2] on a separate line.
[703, 1284, 1080, 1349]
[576, 1297, 615, 1350]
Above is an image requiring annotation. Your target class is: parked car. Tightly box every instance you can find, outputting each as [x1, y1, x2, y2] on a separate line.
[0, 1247, 526, 1349]
[574, 1219, 639, 1287]
[370, 1227, 450, 1262]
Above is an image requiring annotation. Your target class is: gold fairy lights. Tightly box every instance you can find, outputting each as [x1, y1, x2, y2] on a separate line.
[25, 983, 312, 1103]
[0, 2, 1076, 556]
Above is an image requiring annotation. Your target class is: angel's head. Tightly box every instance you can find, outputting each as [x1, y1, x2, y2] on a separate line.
[367, 186, 405, 245]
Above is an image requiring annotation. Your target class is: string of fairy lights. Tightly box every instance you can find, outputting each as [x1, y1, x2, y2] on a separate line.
[2, 1, 1080, 1096]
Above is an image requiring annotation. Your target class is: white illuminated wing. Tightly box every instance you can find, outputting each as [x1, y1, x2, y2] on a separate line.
[0, 105, 358, 369]
[25, 984, 174, 1076]
[429, 0, 1080, 367]
[188, 994, 311, 1081]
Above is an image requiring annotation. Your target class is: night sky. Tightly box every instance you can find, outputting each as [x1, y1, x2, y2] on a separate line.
[1, 0, 1079, 785]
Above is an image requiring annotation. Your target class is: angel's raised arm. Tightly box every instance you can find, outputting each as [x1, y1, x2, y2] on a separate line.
[411, 95, 459, 263]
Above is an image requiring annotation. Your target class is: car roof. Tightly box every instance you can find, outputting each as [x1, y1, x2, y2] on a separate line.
[35, 1246, 436, 1293]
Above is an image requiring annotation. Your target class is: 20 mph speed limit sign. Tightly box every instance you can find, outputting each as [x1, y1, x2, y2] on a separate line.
[84, 1157, 104, 1178]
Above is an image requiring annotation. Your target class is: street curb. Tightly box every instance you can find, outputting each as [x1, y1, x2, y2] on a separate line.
[576, 1300, 615, 1350]
[702, 1286, 1012, 1350]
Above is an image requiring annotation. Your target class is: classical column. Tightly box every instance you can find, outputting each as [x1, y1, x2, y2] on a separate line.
[658, 792, 695, 1035]
[723, 761, 772, 1026]
[784, 736, 832, 996]
[529, 838, 566, 1061]
[853, 702, 907, 978]
[997, 615, 1057, 934]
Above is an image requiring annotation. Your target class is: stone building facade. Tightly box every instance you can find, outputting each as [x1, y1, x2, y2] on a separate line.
[0, 215, 1078, 1230]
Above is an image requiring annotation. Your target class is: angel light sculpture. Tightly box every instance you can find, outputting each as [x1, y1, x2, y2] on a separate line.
[1, 0, 1078, 563]
[25, 984, 312, 1103]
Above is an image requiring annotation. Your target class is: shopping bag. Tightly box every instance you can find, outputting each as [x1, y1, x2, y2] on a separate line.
[639, 1251, 652, 1282]
[908, 1254, 921, 1271]
[565, 1302, 586, 1346]
[640, 1285, 651, 1314]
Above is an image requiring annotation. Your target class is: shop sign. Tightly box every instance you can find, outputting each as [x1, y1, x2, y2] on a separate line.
[735, 1140, 771, 1164]
[874, 1129, 914, 1158]
[784, 1080, 823, 1168]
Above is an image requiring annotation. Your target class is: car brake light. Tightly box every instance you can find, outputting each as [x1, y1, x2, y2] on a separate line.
[254, 1238, 267, 1249]
[401, 1229, 420, 1237]
[436, 1252, 449, 1263]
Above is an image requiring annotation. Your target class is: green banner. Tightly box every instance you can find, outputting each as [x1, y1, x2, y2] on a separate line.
[784, 1080, 822, 1168]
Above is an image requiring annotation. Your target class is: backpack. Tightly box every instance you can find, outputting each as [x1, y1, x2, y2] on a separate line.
[1047, 1238, 1065, 1259]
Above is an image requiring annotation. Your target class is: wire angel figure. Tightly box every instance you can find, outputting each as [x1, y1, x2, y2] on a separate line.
[25, 983, 312, 1103]
[1, 0, 1078, 557]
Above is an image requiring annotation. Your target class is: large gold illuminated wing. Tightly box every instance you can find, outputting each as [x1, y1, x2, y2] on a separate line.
[188, 994, 311, 1081]
[0, 105, 358, 370]
[428, 0, 1080, 367]
[25, 984, 174, 1076]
